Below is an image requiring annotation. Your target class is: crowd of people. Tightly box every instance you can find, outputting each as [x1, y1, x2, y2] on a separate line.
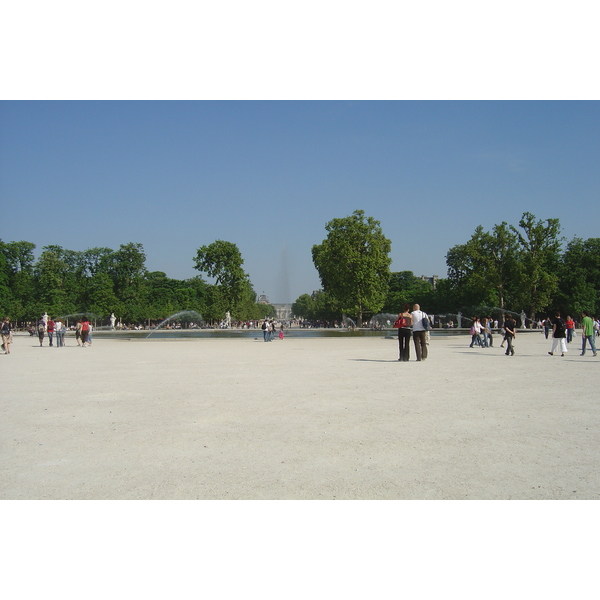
[464, 311, 599, 357]
[390, 306, 599, 361]
[21, 313, 93, 348]
[3, 308, 599, 360]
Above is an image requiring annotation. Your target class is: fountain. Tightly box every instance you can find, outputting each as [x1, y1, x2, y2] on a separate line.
[368, 313, 398, 330]
[146, 310, 205, 338]
[342, 316, 357, 330]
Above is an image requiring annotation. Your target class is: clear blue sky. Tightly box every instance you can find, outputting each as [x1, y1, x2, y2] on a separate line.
[1, 100, 599, 303]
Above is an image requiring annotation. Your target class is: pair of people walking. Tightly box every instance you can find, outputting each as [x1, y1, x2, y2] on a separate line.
[548, 311, 597, 357]
[395, 303, 430, 362]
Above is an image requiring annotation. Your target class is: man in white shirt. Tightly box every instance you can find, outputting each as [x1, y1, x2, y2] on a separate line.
[411, 303, 430, 361]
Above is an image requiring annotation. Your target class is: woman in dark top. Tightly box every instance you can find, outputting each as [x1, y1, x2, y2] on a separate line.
[1, 317, 12, 354]
[548, 311, 567, 356]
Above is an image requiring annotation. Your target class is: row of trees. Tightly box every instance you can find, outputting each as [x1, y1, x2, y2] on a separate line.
[3, 210, 598, 327]
[292, 210, 600, 323]
[443, 212, 600, 319]
[0, 240, 276, 324]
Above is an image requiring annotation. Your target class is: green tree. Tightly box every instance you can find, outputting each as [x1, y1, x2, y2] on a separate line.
[0, 248, 13, 316]
[34, 246, 77, 317]
[80, 247, 115, 277]
[86, 273, 121, 318]
[446, 223, 519, 310]
[381, 271, 433, 313]
[109, 243, 148, 321]
[292, 294, 314, 319]
[510, 212, 563, 319]
[311, 290, 340, 322]
[557, 237, 600, 315]
[193, 240, 251, 317]
[311, 210, 392, 325]
[0, 240, 36, 320]
[181, 276, 209, 316]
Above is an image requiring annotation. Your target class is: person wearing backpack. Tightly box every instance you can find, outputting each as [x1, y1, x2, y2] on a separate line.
[394, 303, 413, 362]
[261, 320, 268, 342]
[37, 317, 46, 347]
[548, 311, 567, 356]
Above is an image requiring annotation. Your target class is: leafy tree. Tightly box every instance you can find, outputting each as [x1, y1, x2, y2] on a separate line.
[109, 243, 148, 320]
[311, 210, 392, 325]
[446, 223, 520, 310]
[79, 247, 115, 277]
[193, 240, 251, 316]
[2, 240, 36, 273]
[510, 212, 563, 319]
[0, 248, 13, 316]
[311, 290, 340, 322]
[557, 237, 600, 315]
[292, 294, 314, 319]
[34, 246, 77, 317]
[0, 240, 36, 320]
[381, 271, 433, 313]
[181, 276, 209, 316]
[86, 273, 121, 318]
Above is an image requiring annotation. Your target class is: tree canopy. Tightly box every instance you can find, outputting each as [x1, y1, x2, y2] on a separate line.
[0, 239, 272, 325]
[311, 210, 392, 325]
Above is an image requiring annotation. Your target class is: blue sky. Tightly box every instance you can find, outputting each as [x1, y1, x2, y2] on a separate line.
[1, 100, 599, 303]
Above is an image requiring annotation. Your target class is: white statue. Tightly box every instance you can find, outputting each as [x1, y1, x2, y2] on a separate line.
[110, 313, 116, 329]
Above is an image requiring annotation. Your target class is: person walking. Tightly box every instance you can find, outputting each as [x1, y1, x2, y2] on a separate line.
[504, 315, 516, 356]
[481, 317, 491, 347]
[55, 318, 66, 347]
[565, 315, 575, 343]
[543, 317, 552, 339]
[548, 311, 568, 356]
[580, 311, 597, 356]
[261, 320, 269, 342]
[469, 317, 483, 348]
[47, 318, 55, 346]
[395, 304, 412, 362]
[411, 304, 430, 361]
[80, 318, 91, 346]
[37, 317, 46, 347]
[485, 316, 494, 347]
[1, 317, 12, 354]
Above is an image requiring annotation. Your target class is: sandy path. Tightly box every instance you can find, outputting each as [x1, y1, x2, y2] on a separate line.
[2, 331, 598, 499]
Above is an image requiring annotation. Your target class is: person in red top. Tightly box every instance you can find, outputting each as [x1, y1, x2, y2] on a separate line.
[565, 315, 575, 343]
[80, 318, 90, 347]
[47, 318, 55, 347]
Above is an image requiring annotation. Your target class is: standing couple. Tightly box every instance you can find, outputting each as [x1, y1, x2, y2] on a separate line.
[395, 303, 430, 362]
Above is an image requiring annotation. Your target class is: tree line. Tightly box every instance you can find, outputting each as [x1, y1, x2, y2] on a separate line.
[3, 211, 598, 327]
[0, 240, 276, 325]
[292, 210, 600, 325]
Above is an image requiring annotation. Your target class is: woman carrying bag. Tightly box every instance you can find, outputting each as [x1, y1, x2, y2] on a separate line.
[394, 303, 413, 362]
